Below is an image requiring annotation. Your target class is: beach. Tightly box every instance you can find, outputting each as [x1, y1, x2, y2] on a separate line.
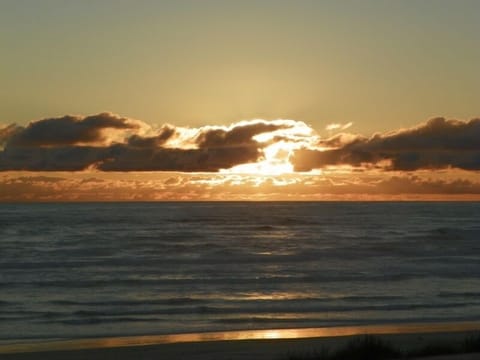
[3, 203, 480, 343]
[2, 203, 480, 358]
[2, 322, 480, 360]
[3, 0, 480, 356]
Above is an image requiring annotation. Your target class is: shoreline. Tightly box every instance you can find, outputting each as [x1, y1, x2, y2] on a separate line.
[2, 321, 480, 358]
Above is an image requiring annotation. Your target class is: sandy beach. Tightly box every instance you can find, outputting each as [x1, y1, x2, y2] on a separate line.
[2, 322, 480, 360]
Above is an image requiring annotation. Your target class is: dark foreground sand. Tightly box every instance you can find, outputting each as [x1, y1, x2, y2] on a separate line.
[2, 322, 480, 360]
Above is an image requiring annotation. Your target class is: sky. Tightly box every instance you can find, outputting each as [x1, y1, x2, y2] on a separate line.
[1, 0, 479, 201]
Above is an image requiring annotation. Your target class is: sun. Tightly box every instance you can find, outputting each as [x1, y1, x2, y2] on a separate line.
[221, 141, 295, 175]
[220, 119, 318, 176]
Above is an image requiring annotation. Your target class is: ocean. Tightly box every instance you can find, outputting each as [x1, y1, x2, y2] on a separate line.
[1, 202, 480, 343]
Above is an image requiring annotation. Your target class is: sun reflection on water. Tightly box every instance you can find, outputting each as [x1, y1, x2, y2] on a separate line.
[3, 322, 480, 354]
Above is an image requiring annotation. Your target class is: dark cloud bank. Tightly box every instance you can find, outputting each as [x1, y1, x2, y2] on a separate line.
[1, 113, 480, 172]
[293, 117, 480, 172]
[0, 113, 286, 171]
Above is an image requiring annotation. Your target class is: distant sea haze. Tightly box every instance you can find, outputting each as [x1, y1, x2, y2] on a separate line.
[1, 202, 480, 342]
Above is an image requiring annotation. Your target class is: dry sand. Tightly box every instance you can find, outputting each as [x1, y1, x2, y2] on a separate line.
[1, 322, 480, 360]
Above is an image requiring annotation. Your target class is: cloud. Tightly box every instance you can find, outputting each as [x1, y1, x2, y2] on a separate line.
[7, 112, 143, 147]
[2, 114, 480, 173]
[0, 145, 108, 171]
[293, 117, 480, 171]
[127, 125, 176, 148]
[0, 124, 22, 148]
[98, 120, 296, 171]
[2, 172, 480, 202]
[97, 144, 260, 172]
[0, 114, 304, 172]
[325, 122, 353, 131]
[194, 121, 289, 148]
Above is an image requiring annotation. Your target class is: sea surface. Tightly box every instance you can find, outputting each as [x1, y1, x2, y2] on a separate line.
[1, 202, 480, 343]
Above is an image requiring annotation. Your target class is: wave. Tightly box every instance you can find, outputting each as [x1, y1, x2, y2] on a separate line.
[49, 297, 206, 307]
[15, 301, 479, 329]
[0, 274, 425, 289]
[438, 291, 480, 298]
[4, 301, 474, 321]
[57, 317, 165, 325]
[2, 202, 480, 341]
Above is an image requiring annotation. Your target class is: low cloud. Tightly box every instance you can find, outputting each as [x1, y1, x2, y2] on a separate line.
[1, 172, 480, 202]
[2, 115, 480, 173]
[0, 114, 303, 172]
[325, 122, 353, 132]
[293, 117, 480, 171]
[7, 112, 143, 147]
[97, 145, 260, 172]
[195, 121, 288, 148]
[127, 125, 176, 148]
[0, 124, 21, 147]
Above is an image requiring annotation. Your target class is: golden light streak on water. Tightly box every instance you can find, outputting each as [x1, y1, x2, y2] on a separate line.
[2, 321, 480, 354]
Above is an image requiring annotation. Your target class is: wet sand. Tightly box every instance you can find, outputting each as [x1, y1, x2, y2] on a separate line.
[1, 322, 480, 360]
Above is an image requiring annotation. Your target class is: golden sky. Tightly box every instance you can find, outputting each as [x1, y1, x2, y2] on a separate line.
[1, 1, 479, 201]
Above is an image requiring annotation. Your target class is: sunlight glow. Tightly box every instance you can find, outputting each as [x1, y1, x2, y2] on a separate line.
[263, 330, 282, 339]
[221, 119, 319, 175]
